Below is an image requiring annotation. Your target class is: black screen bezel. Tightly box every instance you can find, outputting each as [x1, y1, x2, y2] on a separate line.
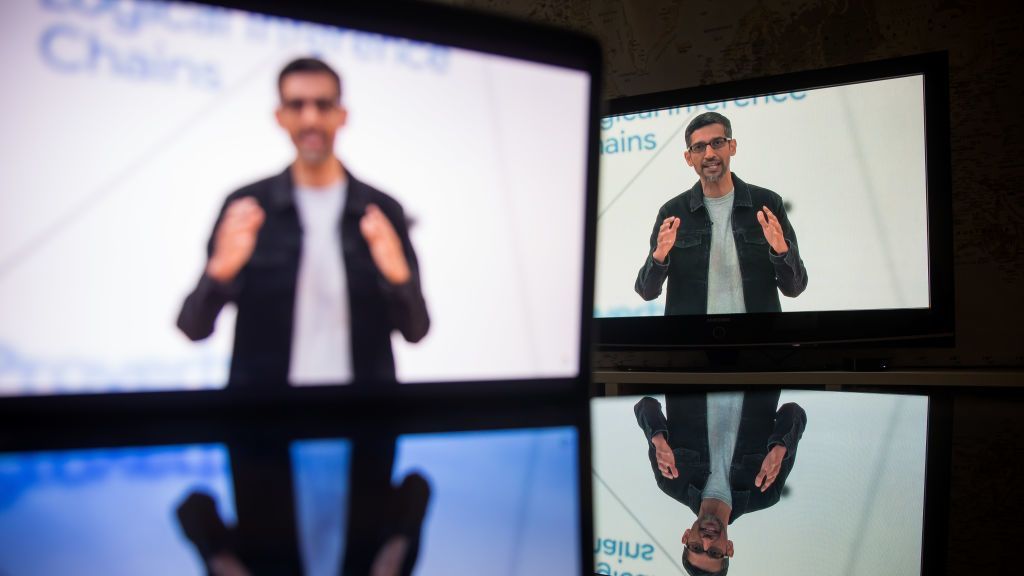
[596, 52, 954, 350]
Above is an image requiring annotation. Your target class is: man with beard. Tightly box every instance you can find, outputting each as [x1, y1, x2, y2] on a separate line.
[178, 57, 429, 387]
[635, 112, 808, 315]
[634, 391, 806, 575]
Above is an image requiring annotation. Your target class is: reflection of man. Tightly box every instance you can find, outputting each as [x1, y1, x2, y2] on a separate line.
[176, 437, 430, 576]
[635, 391, 807, 575]
[178, 58, 429, 386]
[635, 112, 808, 315]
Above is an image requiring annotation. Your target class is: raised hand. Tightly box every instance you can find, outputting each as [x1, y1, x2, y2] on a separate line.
[360, 203, 411, 285]
[207, 197, 265, 283]
[756, 206, 788, 254]
[651, 433, 679, 479]
[754, 444, 787, 492]
[652, 216, 681, 264]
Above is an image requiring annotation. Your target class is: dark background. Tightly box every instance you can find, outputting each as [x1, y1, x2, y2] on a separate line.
[431, 0, 1024, 572]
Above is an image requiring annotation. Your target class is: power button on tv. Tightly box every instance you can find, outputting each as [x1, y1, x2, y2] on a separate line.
[712, 326, 727, 340]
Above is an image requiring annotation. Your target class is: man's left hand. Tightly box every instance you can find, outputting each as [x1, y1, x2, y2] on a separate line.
[755, 444, 787, 492]
[756, 206, 788, 254]
[360, 204, 412, 285]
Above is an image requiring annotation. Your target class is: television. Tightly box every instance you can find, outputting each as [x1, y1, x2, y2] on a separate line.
[590, 387, 951, 576]
[0, 0, 601, 398]
[594, 53, 953, 349]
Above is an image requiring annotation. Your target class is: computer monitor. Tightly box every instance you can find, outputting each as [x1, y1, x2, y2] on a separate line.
[0, 0, 600, 396]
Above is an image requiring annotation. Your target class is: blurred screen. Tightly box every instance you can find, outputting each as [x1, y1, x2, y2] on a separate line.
[292, 426, 580, 576]
[0, 426, 579, 575]
[592, 390, 929, 575]
[596, 75, 930, 318]
[0, 0, 591, 395]
[0, 443, 235, 576]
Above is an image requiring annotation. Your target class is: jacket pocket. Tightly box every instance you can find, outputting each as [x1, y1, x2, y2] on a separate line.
[674, 233, 703, 249]
[738, 228, 768, 246]
[674, 447, 704, 466]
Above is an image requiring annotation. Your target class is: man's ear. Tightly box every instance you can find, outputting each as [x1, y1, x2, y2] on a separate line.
[726, 540, 734, 557]
[335, 105, 348, 130]
[684, 149, 694, 167]
[682, 529, 691, 543]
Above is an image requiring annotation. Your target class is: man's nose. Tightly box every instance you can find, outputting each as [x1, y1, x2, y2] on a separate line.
[300, 105, 321, 124]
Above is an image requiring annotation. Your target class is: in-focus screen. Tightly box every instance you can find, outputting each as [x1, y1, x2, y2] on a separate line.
[0, 0, 591, 395]
[596, 76, 929, 318]
[592, 390, 928, 575]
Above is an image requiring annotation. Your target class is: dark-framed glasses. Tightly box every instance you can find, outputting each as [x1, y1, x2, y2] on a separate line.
[688, 137, 731, 155]
[686, 542, 726, 560]
[281, 97, 339, 114]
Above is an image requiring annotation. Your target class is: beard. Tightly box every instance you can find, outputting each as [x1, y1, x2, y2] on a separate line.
[296, 129, 333, 165]
[697, 514, 724, 537]
[701, 159, 725, 183]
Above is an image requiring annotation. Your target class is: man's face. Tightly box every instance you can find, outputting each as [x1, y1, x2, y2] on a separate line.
[275, 72, 347, 166]
[684, 123, 736, 184]
[682, 514, 734, 572]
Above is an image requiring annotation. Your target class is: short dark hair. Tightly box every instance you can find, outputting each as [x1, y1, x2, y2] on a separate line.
[681, 549, 730, 576]
[278, 57, 342, 102]
[685, 112, 732, 146]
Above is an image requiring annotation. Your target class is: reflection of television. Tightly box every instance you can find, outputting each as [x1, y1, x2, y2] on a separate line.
[0, 0, 600, 396]
[591, 388, 951, 576]
[595, 53, 953, 348]
[0, 425, 580, 576]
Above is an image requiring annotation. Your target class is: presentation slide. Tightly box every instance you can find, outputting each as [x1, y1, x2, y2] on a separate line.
[592, 390, 928, 576]
[0, 0, 591, 395]
[596, 76, 930, 317]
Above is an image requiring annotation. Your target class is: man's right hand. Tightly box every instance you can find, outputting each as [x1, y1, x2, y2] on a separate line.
[652, 216, 680, 264]
[206, 197, 265, 283]
[651, 432, 678, 479]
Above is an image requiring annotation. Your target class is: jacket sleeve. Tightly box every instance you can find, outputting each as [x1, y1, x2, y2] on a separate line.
[635, 209, 670, 301]
[380, 202, 430, 343]
[634, 396, 670, 443]
[767, 199, 808, 298]
[177, 199, 240, 341]
[767, 402, 807, 461]
[177, 273, 240, 341]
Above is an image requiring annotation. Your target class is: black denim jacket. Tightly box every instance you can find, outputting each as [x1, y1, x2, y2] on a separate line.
[177, 167, 430, 387]
[635, 174, 808, 314]
[634, 392, 807, 524]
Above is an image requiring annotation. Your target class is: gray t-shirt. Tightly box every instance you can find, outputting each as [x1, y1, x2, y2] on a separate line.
[290, 179, 352, 385]
[704, 190, 746, 314]
[702, 391, 745, 507]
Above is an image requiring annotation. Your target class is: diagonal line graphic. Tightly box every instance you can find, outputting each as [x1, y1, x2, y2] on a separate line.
[0, 51, 283, 282]
[597, 111, 695, 220]
[592, 468, 686, 575]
